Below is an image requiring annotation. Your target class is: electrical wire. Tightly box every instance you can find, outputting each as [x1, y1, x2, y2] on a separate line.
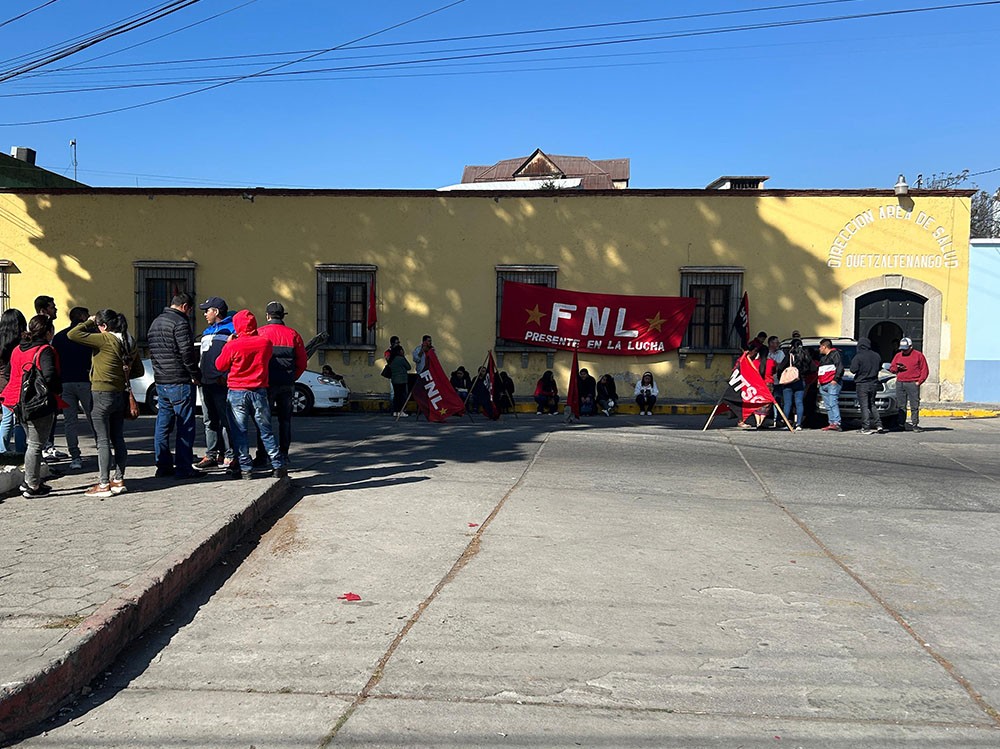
[0, 0, 60, 31]
[0, 1, 203, 81]
[1, 0, 997, 100]
[0, 0, 470, 125]
[28, 0, 869, 75]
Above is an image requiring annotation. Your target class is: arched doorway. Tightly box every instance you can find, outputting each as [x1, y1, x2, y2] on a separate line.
[841, 276, 943, 399]
[855, 289, 925, 363]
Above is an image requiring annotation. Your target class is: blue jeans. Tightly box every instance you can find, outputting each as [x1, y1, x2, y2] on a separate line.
[155, 383, 196, 473]
[819, 382, 842, 426]
[201, 382, 234, 460]
[0, 404, 26, 453]
[228, 388, 283, 472]
[255, 384, 294, 460]
[782, 382, 805, 427]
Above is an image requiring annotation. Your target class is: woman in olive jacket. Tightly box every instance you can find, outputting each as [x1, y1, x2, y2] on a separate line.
[69, 310, 144, 498]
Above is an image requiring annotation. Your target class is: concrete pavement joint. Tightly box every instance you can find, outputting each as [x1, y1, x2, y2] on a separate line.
[924, 444, 999, 484]
[725, 435, 1000, 728]
[318, 433, 553, 748]
[369, 692, 1000, 730]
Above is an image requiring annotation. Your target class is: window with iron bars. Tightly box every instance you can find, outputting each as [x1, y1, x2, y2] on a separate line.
[316, 264, 376, 348]
[133, 261, 196, 345]
[495, 264, 558, 349]
[679, 267, 743, 350]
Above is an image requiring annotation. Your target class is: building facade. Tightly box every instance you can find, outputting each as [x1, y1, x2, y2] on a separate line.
[0, 187, 971, 401]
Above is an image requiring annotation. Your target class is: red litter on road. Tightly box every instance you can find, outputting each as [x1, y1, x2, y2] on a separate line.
[468, 523, 479, 528]
[338, 592, 361, 601]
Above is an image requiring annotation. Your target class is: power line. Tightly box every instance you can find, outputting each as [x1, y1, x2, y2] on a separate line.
[0, 1, 203, 80]
[0, 0, 60, 31]
[28, 0, 868, 75]
[0, 0, 471, 125]
[49, 0, 261, 72]
[2, 0, 998, 102]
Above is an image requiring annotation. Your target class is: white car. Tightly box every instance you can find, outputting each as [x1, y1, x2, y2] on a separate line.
[130, 360, 350, 415]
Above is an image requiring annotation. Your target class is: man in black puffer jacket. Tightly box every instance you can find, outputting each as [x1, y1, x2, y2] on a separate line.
[148, 293, 202, 478]
[850, 336, 884, 435]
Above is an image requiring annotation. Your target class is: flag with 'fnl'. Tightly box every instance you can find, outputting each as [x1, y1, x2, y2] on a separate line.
[412, 349, 465, 422]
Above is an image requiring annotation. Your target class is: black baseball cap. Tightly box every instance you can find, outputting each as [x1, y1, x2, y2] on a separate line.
[266, 301, 286, 317]
[199, 297, 228, 314]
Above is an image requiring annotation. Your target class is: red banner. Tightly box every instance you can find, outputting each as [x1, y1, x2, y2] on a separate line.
[499, 281, 695, 355]
[412, 349, 466, 422]
[722, 353, 776, 420]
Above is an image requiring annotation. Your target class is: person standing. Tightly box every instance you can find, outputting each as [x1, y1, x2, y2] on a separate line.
[889, 337, 929, 432]
[817, 338, 844, 432]
[766, 336, 785, 427]
[35, 295, 66, 461]
[69, 310, 144, 497]
[148, 293, 202, 479]
[2, 315, 61, 498]
[193, 297, 235, 471]
[52, 306, 96, 469]
[0, 308, 28, 454]
[412, 335, 433, 375]
[850, 337, 884, 435]
[775, 337, 811, 431]
[214, 310, 286, 479]
[255, 301, 307, 466]
[388, 344, 411, 417]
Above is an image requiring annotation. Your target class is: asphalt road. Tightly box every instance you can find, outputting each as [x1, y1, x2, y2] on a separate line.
[18, 413, 1000, 748]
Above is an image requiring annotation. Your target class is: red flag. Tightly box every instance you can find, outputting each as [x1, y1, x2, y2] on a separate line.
[731, 291, 750, 350]
[412, 349, 466, 422]
[484, 351, 500, 420]
[722, 352, 776, 420]
[566, 350, 580, 419]
[367, 280, 377, 329]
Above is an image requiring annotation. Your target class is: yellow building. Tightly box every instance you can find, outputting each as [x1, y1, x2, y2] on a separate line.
[0, 186, 971, 402]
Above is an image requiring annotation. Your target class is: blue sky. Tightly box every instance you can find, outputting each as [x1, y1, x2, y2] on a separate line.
[1, 0, 997, 194]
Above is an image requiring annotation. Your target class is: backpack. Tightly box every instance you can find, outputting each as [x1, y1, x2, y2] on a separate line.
[15, 346, 56, 423]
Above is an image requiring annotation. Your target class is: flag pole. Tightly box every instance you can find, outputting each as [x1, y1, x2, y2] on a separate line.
[701, 400, 724, 431]
[461, 351, 491, 422]
[774, 400, 795, 432]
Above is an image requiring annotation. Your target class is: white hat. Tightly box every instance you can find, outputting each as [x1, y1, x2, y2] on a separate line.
[899, 337, 912, 350]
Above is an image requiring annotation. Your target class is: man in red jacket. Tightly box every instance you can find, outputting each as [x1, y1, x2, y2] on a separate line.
[253, 301, 307, 467]
[215, 310, 286, 480]
[889, 337, 929, 432]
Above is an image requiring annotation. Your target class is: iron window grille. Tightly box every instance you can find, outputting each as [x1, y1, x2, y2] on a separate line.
[495, 264, 558, 350]
[133, 261, 196, 346]
[679, 267, 744, 351]
[315, 264, 376, 349]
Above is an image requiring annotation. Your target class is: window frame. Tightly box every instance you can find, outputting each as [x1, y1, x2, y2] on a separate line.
[133, 260, 197, 346]
[679, 266, 744, 353]
[495, 264, 558, 352]
[315, 263, 377, 351]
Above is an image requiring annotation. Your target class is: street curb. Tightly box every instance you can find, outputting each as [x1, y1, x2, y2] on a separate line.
[347, 397, 998, 419]
[0, 478, 292, 742]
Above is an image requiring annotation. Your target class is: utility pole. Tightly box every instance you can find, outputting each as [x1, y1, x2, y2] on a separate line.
[69, 139, 77, 182]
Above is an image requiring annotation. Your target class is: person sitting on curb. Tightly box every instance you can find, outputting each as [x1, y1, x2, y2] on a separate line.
[596, 374, 618, 416]
[534, 370, 559, 414]
[634, 371, 658, 416]
[578, 368, 597, 416]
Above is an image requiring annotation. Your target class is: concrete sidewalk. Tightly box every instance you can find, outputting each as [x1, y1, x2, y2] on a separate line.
[0, 416, 290, 741]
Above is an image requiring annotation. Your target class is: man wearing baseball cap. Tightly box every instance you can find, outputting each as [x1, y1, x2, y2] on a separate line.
[254, 300, 307, 468]
[889, 337, 929, 432]
[193, 297, 235, 471]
